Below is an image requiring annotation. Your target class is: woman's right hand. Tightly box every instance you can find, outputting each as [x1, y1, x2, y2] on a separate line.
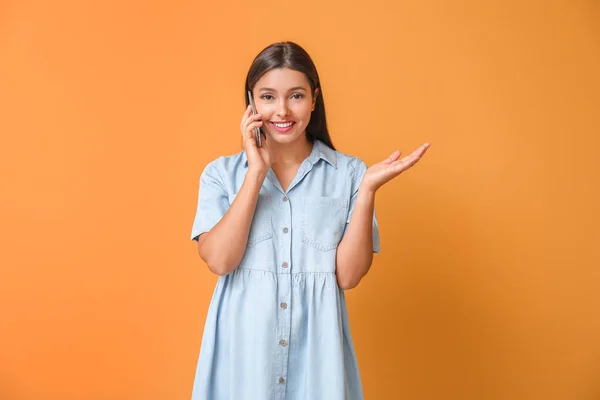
[240, 104, 271, 176]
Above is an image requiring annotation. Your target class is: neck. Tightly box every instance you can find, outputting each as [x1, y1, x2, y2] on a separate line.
[269, 136, 314, 166]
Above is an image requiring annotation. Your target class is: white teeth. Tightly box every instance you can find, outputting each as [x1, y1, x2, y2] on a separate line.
[274, 122, 293, 127]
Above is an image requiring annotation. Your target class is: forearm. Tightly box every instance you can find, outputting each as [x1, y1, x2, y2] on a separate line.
[199, 170, 266, 275]
[335, 186, 376, 290]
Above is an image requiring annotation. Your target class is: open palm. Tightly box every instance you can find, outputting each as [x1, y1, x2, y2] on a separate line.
[362, 143, 431, 192]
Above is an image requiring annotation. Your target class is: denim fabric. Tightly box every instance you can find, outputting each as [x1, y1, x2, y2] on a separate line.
[190, 140, 380, 400]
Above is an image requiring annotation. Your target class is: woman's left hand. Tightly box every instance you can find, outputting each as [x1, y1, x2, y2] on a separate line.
[361, 143, 431, 193]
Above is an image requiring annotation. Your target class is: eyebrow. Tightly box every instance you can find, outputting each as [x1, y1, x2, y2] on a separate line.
[258, 86, 307, 92]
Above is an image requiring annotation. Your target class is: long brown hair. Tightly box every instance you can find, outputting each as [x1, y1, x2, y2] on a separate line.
[244, 41, 336, 150]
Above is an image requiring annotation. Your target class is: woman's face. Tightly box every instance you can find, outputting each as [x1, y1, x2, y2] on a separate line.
[252, 68, 319, 146]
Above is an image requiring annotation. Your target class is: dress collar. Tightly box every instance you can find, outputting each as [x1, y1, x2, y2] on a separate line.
[242, 139, 337, 169]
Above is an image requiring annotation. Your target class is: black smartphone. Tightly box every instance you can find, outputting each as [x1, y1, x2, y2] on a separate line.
[247, 90, 263, 147]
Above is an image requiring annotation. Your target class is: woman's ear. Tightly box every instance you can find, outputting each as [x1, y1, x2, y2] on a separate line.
[312, 88, 320, 111]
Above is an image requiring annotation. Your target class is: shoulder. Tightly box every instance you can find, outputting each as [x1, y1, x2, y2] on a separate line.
[330, 147, 368, 178]
[197, 149, 246, 192]
[324, 145, 369, 193]
[201, 149, 246, 177]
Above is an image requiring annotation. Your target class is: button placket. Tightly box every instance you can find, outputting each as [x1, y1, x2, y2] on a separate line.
[275, 194, 292, 393]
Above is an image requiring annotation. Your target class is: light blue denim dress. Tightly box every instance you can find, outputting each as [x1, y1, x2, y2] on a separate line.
[190, 139, 380, 400]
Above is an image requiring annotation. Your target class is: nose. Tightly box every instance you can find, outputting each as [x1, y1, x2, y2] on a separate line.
[276, 99, 289, 117]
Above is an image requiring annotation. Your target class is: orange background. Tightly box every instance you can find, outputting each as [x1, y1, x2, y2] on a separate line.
[1, 1, 599, 399]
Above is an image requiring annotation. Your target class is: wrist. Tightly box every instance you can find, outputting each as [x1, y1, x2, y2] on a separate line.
[246, 168, 268, 183]
[357, 183, 377, 198]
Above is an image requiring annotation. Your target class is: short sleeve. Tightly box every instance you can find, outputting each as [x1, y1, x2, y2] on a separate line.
[190, 160, 230, 242]
[345, 158, 381, 253]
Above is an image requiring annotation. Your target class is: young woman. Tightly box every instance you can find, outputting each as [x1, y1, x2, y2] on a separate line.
[190, 41, 430, 400]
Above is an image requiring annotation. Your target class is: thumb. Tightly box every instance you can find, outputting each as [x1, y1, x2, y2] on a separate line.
[382, 150, 401, 164]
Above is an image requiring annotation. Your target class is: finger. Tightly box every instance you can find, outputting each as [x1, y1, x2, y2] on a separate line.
[244, 113, 262, 129]
[402, 144, 429, 161]
[391, 149, 425, 171]
[419, 142, 430, 152]
[382, 150, 402, 164]
[240, 105, 254, 129]
[242, 104, 252, 119]
[242, 116, 257, 138]
[247, 118, 263, 130]
[403, 144, 428, 158]
[414, 143, 430, 156]
[244, 121, 263, 141]
[241, 115, 260, 134]
[412, 143, 430, 159]
[379, 144, 429, 180]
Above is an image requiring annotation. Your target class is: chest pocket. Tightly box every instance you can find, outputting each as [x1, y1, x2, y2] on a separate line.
[229, 193, 274, 247]
[300, 196, 349, 252]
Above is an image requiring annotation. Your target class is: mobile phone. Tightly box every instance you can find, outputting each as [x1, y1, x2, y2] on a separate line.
[247, 90, 263, 147]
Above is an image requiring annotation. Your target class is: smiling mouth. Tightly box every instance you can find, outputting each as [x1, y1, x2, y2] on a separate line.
[270, 121, 295, 132]
[271, 121, 294, 127]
